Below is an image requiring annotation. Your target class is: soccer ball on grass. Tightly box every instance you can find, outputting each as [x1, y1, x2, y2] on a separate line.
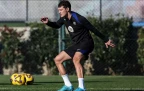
[10, 73, 34, 85]
[23, 73, 34, 85]
[10, 73, 26, 85]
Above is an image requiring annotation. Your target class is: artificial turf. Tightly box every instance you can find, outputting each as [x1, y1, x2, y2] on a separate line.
[0, 75, 144, 91]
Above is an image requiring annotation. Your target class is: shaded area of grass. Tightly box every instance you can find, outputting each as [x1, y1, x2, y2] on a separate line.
[0, 75, 144, 91]
[0, 22, 26, 27]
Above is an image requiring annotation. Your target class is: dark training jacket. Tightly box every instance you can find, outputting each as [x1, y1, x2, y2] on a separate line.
[47, 11, 109, 44]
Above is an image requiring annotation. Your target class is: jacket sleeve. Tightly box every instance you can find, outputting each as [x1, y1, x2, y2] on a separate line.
[46, 18, 64, 29]
[80, 17, 109, 42]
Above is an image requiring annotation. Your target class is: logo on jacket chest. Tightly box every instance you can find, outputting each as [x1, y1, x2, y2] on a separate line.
[68, 26, 74, 32]
[73, 22, 76, 25]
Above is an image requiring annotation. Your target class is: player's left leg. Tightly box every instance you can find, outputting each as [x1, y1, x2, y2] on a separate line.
[73, 52, 86, 91]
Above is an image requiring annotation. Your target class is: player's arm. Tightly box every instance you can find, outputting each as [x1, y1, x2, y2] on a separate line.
[80, 17, 109, 42]
[41, 17, 63, 29]
[80, 16, 115, 48]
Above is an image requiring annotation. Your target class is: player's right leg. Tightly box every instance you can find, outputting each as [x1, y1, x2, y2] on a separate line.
[54, 51, 71, 75]
[54, 51, 74, 91]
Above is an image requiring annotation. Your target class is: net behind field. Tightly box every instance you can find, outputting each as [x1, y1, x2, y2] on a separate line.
[0, 0, 144, 22]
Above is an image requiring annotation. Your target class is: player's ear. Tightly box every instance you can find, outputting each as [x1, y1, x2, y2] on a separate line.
[66, 7, 69, 12]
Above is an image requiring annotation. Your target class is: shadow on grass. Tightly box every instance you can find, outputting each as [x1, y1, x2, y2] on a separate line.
[0, 80, 114, 85]
[34, 80, 114, 85]
[0, 83, 11, 85]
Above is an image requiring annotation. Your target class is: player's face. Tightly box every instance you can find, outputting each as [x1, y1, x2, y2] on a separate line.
[58, 6, 69, 17]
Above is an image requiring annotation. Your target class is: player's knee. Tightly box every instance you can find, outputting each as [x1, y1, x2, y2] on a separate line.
[54, 56, 62, 64]
[73, 56, 81, 64]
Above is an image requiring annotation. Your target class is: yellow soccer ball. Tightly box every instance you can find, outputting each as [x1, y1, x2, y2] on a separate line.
[10, 73, 26, 85]
[23, 73, 34, 85]
[10, 73, 18, 85]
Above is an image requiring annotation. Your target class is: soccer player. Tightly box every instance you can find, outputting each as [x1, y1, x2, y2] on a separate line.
[41, 1, 115, 91]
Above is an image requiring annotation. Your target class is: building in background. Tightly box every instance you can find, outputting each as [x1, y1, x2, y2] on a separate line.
[126, 0, 144, 21]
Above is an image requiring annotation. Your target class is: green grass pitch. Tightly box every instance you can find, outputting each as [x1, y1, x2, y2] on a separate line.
[0, 75, 144, 91]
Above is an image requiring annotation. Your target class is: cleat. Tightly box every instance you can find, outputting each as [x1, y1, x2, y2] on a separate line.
[58, 85, 74, 91]
[74, 87, 86, 91]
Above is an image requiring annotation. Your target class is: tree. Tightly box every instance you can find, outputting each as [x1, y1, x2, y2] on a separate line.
[87, 15, 142, 75]
[19, 23, 59, 75]
[0, 25, 24, 74]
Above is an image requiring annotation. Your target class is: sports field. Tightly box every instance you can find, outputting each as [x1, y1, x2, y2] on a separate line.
[0, 75, 144, 91]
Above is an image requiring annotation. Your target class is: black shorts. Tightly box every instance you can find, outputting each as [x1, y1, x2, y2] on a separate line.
[64, 39, 94, 59]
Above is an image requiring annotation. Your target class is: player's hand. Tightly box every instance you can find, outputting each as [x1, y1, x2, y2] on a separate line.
[41, 17, 48, 24]
[105, 39, 115, 48]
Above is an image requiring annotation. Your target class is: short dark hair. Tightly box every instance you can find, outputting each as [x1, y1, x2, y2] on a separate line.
[58, 0, 71, 11]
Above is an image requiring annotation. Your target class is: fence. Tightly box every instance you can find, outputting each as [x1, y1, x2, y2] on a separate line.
[0, 0, 144, 22]
[0, 0, 144, 76]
